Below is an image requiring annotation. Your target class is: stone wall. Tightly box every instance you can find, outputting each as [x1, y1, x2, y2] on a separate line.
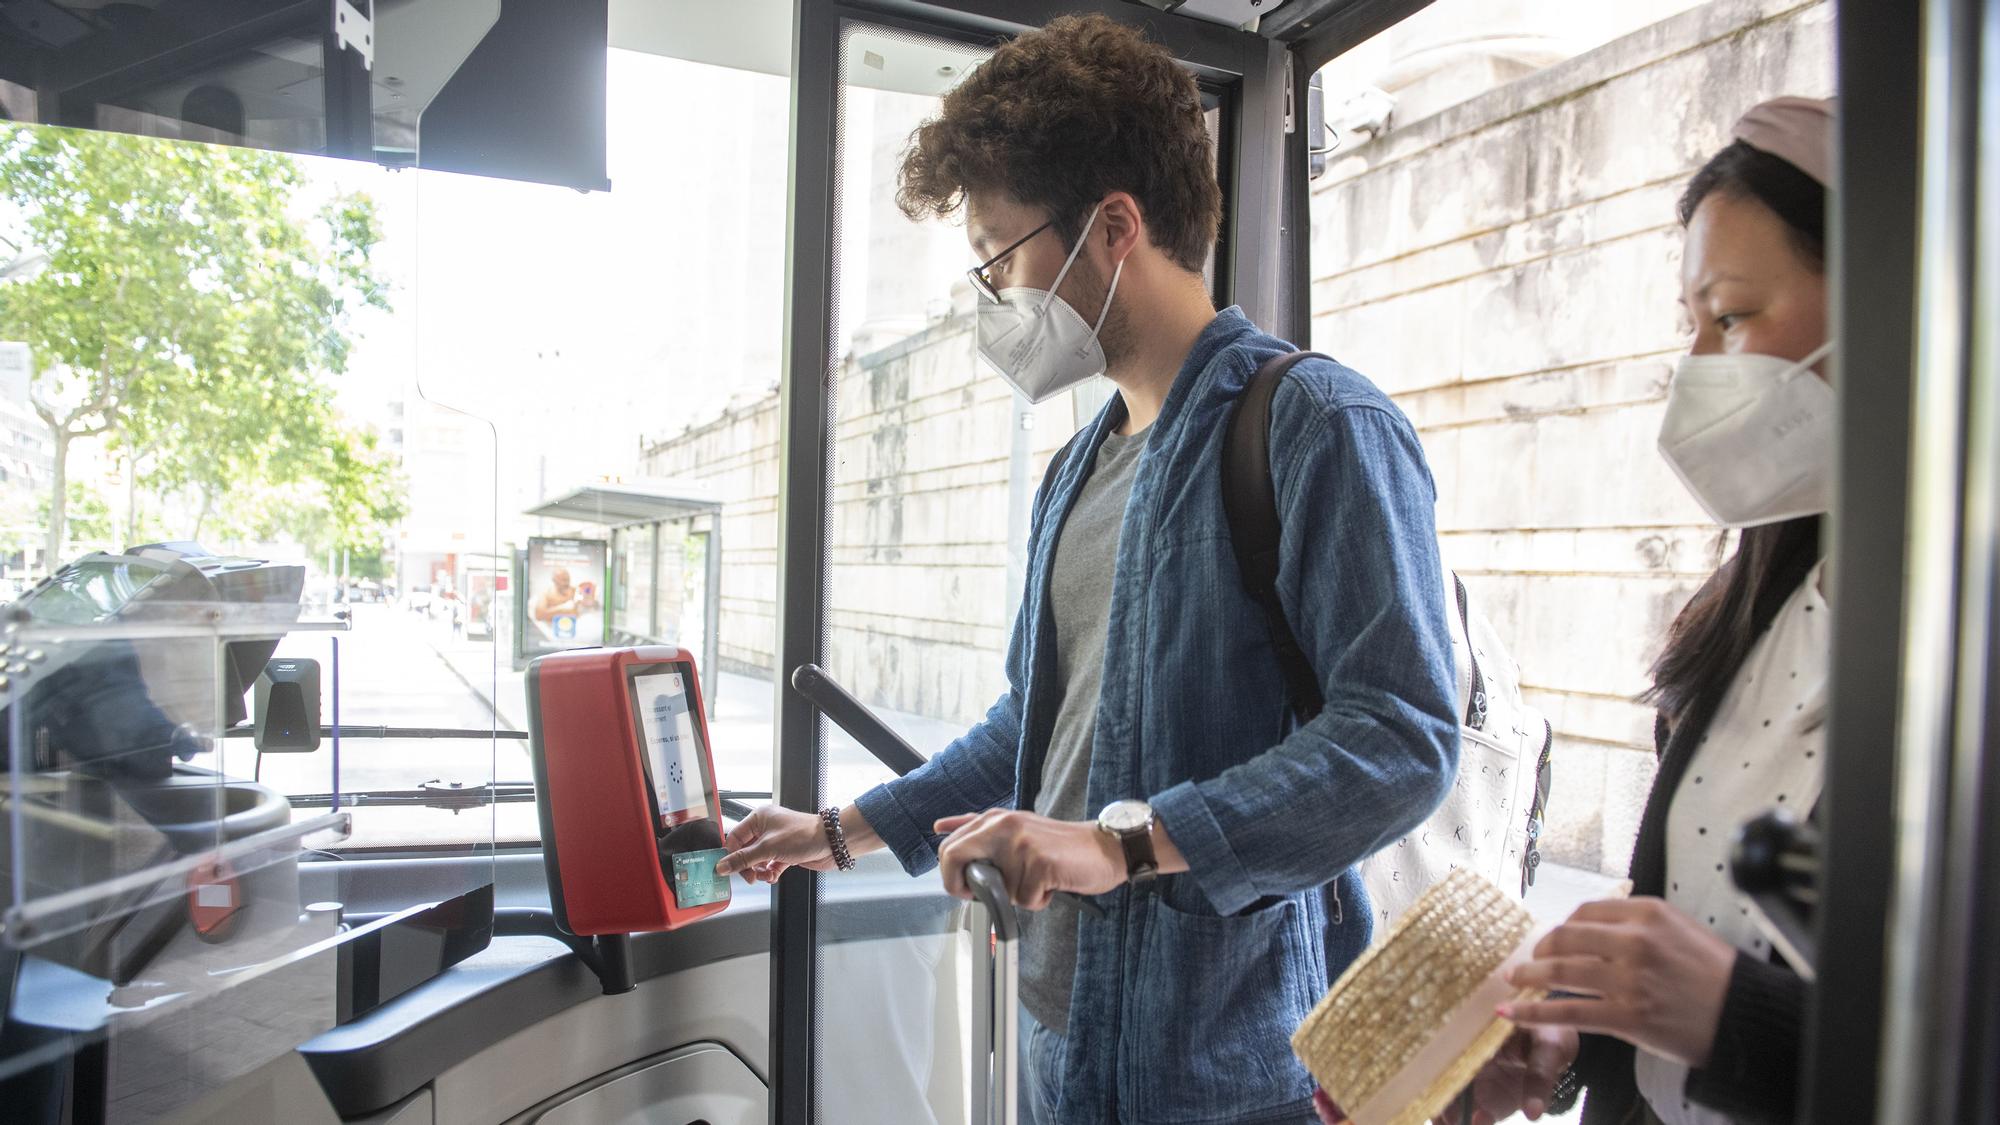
[643, 393, 783, 675]
[1308, 0, 1833, 871]
[641, 302, 1082, 696]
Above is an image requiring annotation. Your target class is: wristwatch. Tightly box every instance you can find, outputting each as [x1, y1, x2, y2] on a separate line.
[1096, 799, 1159, 887]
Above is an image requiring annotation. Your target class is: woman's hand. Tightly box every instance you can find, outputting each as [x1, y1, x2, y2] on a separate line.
[1433, 1026, 1578, 1125]
[1499, 897, 1737, 1068]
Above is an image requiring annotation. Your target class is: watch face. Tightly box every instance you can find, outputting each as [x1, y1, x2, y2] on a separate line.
[1099, 799, 1153, 835]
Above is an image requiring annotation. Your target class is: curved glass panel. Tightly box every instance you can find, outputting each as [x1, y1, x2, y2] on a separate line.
[0, 47, 509, 1116]
[0, 112, 456, 1113]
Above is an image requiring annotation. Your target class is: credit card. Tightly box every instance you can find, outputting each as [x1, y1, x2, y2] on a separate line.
[672, 847, 731, 908]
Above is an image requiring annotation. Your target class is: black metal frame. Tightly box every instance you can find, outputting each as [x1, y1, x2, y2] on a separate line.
[1815, 1, 2000, 1122]
[769, 3, 1289, 1120]
[1864, 1, 2000, 1122]
[771, 3, 841, 1120]
[321, 0, 372, 160]
[1257, 0, 1435, 71]
[1807, 2, 1922, 1118]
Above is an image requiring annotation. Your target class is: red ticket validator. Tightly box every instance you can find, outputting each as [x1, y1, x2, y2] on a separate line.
[528, 646, 731, 935]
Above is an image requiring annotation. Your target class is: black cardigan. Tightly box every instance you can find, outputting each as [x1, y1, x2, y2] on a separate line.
[1557, 553, 1819, 1125]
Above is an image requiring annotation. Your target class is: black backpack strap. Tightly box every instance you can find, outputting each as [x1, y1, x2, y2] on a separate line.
[1221, 351, 1330, 723]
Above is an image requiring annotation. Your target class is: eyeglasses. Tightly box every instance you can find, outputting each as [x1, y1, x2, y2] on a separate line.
[966, 219, 1054, 302]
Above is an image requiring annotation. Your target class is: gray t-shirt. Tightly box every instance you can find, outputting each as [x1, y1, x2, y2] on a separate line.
[1019, 426, 1145, 1036]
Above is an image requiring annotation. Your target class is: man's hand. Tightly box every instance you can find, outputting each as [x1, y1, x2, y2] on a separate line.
[1499, 897, 1736, 1069]
[1434, 1026, 1578, 1125]
[717, 803, 884, 883]
[716, 806, 837, 884]
[932, 810, 1125, 910]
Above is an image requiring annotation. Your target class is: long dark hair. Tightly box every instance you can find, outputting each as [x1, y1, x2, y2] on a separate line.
[1646, 141, 1828, 720]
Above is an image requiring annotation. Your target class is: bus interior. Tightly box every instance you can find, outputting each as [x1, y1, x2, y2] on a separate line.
[0, 1, 1992, 1123]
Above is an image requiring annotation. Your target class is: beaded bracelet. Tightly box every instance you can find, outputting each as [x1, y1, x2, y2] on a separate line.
[820, 806, 856, 871]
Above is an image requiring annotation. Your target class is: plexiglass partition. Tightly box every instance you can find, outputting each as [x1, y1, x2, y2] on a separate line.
[1, 597, 355, 1115]
[0, 13, 516, 1114]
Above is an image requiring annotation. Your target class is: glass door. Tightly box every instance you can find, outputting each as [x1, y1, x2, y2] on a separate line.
[814, 24, 1039, 1123]
[770, 3, 1287, 1121]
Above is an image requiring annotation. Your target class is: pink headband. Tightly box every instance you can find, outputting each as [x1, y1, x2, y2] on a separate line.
[1731, 96, 1836, 188]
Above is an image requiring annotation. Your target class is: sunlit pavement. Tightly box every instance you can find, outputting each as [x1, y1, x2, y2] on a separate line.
[248, 603, 540, 846]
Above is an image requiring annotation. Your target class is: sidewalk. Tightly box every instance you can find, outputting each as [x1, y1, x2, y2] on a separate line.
[422, 624, 527, 732]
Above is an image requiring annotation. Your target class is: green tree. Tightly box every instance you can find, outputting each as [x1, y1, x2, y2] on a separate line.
[227, 425, 408, 574]
[0, 124, 389, 565]
[36, 481, 113, 553]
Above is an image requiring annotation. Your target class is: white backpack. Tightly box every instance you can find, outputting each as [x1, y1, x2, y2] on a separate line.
[1355, 573, 1554, 927]
[1221, 351, 1554, 930]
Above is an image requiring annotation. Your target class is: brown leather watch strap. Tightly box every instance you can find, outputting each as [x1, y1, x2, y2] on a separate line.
[1115, 825, 1158, 886]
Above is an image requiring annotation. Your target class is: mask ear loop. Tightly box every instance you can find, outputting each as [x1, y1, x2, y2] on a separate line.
[1036, 202, 1104, 317]
[1090, 259, 1124, 337]
[1794, 339, 1836, 375]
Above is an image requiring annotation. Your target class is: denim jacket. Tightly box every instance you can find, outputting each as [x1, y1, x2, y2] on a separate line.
[854, 307, 1459, 1124]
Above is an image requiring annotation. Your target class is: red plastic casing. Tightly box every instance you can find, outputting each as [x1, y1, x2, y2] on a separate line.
[527, 646, 730, 935]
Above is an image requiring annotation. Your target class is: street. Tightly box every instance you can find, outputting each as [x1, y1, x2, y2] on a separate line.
[251, 602, 540, 847]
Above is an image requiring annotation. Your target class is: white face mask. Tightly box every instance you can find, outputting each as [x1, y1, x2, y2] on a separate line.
[1657, 341, 1836, 528]
[976, 204, 1123, 404]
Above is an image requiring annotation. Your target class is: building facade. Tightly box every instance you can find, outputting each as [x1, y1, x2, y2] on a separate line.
[1309, 0, 1833, 871]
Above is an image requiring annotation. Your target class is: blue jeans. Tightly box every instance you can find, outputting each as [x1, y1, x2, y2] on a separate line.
[1018, 1003, 1065, 1125]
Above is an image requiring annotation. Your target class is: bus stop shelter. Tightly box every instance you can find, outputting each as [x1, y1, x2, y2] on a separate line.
[524, 479, 723, 708]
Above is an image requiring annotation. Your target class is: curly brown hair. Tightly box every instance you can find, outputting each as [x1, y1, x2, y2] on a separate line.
[895, 14, 1221, 274]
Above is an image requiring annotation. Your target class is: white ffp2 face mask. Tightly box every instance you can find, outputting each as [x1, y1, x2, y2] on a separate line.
[976, 204, 1124, 404]
[1657, 341, 1836, 528]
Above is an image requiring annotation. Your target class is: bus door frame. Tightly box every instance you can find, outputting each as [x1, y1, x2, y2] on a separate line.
[1830, 0, 2000, 1122]
[770, 3, 1291, 1121]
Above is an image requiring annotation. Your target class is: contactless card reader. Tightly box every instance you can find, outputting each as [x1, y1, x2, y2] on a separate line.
[528, 646, 731, 980]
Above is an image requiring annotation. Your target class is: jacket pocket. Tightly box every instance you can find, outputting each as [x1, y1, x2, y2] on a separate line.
[1125, 893, 1322, 1123]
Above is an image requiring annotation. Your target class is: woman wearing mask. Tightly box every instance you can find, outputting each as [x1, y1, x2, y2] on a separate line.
[1410, 95, 1839, 1125]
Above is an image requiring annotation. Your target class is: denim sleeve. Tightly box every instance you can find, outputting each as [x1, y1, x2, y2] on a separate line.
[1150, 391, 1460, 915]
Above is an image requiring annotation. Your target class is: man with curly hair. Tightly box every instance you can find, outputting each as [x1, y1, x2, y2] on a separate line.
[720, 14, 1458, 1122]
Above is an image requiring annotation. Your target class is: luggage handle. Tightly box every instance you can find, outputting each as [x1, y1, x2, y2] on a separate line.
[964, 860, 1020, 941]
[964, 860, 1020, 1125]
